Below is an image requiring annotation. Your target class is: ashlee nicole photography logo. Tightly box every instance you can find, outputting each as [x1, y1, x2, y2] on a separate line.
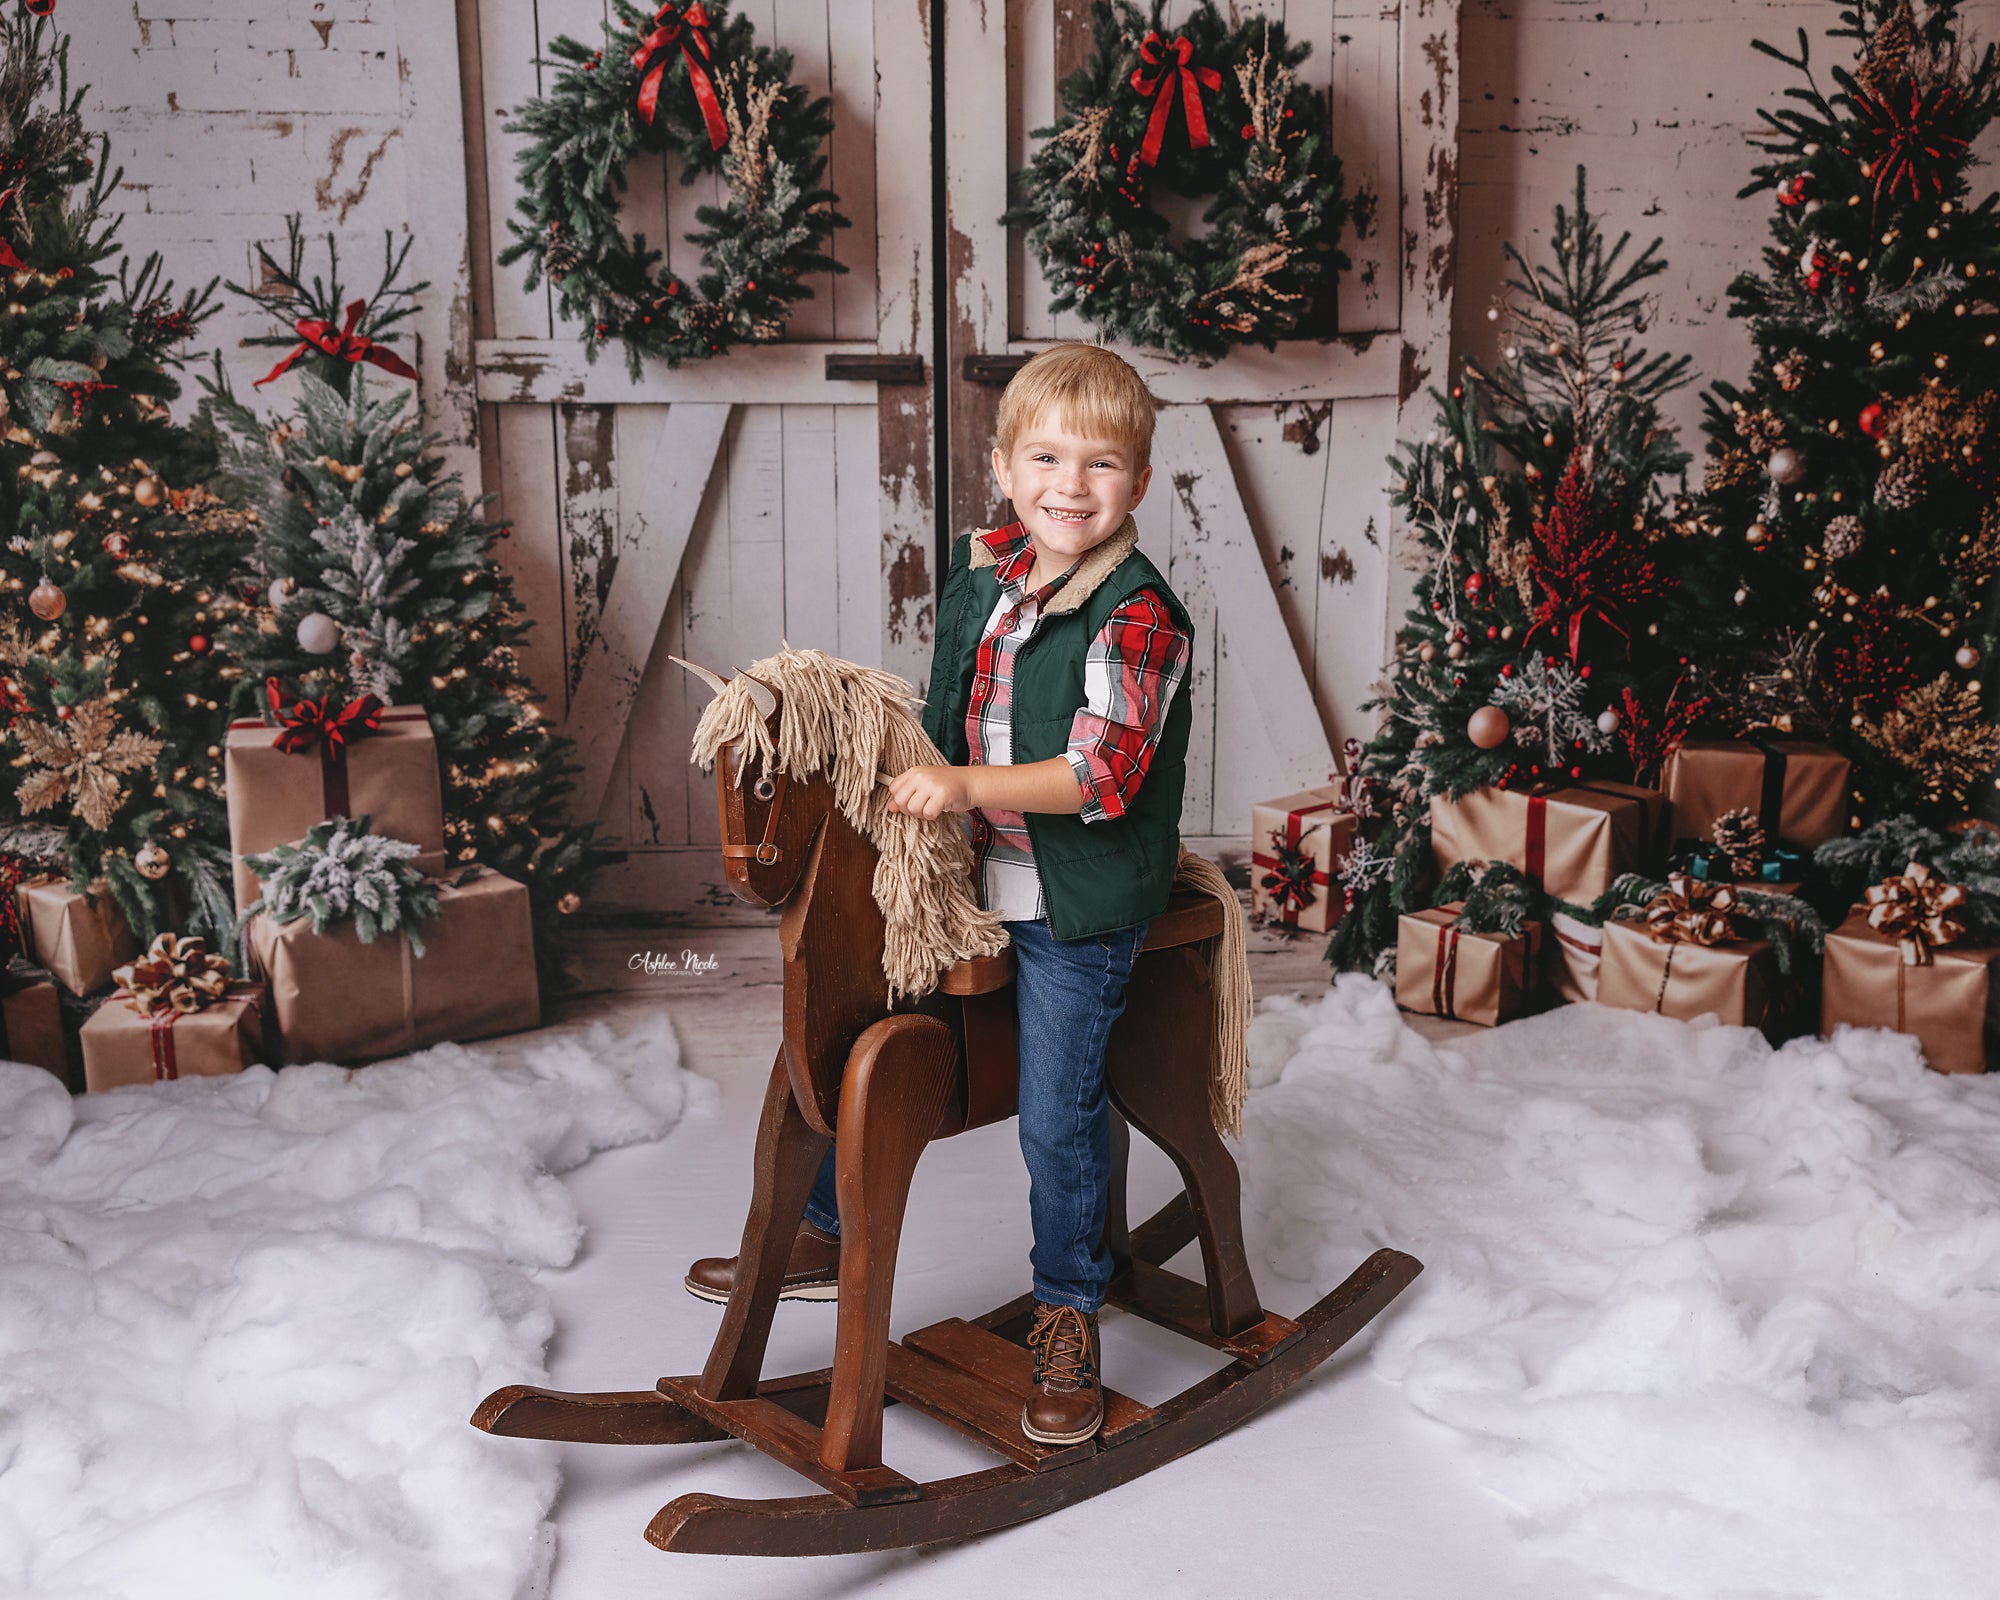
[629, 948, 721, 976]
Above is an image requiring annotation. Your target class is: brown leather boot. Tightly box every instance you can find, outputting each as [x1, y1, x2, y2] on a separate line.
[683, 1218, 841, 1304]
[1021, 1301, 1103, 1445]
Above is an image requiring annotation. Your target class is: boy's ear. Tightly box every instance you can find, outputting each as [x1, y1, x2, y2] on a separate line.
[1130, 462, 1154, 508]
[990, 444, 1011, 496]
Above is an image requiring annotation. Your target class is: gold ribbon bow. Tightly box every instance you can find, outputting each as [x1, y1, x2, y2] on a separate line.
[1639, 873, 1744, 946]
[113, 933, 233, 1016]
[1864, 861, 1969, 967]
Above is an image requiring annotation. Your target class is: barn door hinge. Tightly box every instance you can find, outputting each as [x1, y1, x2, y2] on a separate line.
[823, 353, 927, 383]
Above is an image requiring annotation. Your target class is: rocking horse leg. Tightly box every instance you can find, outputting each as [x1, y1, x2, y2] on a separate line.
[700, 1050, 833, 1403]
[1107, 948, 1265, 1339]
[817, 1015, 959, 1475]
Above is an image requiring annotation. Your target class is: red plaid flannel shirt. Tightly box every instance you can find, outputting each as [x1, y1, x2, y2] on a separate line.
[963, 522, 1190, 920]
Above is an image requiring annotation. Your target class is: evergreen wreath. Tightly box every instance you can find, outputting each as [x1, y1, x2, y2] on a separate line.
[1002, 0, 1349, 363]
[501, 0, 848, 376]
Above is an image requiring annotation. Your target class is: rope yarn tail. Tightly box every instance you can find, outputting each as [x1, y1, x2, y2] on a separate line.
[1173, 846, 1251, 1138]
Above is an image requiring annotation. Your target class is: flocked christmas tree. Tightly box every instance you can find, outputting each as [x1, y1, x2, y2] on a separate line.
[1688, 0, 2000, 824]
[203, 220, 600, 981]
[1327, 169, 1699, 973]
[0, 7, 254, 944]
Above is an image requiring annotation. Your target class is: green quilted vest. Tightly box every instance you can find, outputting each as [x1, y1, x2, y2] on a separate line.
[922, 519, 1194, 941]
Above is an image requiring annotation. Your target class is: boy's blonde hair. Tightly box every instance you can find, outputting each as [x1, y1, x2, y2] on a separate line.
[995, 343, 1156, 472]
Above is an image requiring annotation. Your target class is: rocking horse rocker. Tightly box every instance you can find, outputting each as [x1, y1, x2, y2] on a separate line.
[472, 648, 1421, 1556]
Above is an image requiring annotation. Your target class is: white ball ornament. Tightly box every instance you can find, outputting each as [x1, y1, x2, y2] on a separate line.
[268, 576, 299, 610]
[1596, 708, 1621, 735]
[296, 611, 340, 654]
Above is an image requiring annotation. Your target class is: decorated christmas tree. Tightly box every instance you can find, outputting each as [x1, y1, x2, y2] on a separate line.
[0, 8, 253, 943]
[1328, 169, 1699, 973]
[1688, 0, 2000, 823]
[203, 221, 600, 980]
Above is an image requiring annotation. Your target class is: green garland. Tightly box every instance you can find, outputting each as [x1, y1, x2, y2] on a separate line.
[501, 0, 848, 377]
[1002, 0, 1348, 363]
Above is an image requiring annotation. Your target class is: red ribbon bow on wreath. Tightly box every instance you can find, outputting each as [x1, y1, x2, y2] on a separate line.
[0, 184, 27, 272]
[266, 677, 385, 756]
[253, 300, 420, 389]
[1129, 31, 1221, 169]
[632, 2, 728, 149]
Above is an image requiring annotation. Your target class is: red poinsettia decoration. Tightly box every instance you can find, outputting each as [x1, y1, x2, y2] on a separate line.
[1848, 78, 1972, 203]
[1525, 449, 1671, 660]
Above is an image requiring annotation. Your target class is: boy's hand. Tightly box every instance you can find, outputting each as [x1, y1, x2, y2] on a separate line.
[886, 764, 974, 820]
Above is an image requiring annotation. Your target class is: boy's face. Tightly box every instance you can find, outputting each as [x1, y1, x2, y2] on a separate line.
[991, 409, 1152, 575]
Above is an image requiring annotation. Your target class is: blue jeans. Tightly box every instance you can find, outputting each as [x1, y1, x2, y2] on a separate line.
[803, 916, 1149, 1313]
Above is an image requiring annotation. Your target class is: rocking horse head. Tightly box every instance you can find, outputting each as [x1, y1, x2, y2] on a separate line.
[673, 646, 1009, 1002]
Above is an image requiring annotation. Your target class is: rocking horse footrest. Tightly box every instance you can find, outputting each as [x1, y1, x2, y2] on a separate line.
[655, 1376, 922, 1507]
[1106, 1259, 1303, 1367]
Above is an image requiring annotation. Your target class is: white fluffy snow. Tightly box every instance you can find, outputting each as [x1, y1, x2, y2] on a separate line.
[0, 1016, 709, 1600]
[1244, 978, 2000, 1600]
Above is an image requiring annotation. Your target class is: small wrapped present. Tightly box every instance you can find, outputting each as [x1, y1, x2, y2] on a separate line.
[1821, 866, 1998, 1074]
[243, 867, 540, 1066]
[80, 934, 267, 1091]
[225, 684, 447, 913]
[1430, 780, 1666, 904]
[1250, 787, 1356, 934]
[13, 875, 139, 996]
[1395, 905, 1542, 1027]
[1660, 739, 1850, 853]
[1545, 909, 1604, 1005]
[1597, 877, 1775, 1029]
[0, 968, 67, 1081]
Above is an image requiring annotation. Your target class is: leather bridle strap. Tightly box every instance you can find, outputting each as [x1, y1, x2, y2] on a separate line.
[719, 769, 789, 864]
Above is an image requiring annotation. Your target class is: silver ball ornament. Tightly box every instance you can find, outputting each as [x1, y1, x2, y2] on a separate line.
[1768, 447, 1805, 486]
[296, 611, 340, 654]
[1596, 708, 1620, 736]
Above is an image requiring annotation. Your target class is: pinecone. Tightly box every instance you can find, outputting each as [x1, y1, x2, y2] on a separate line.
[1711, 806, 1767, 878]
[1772, 349, 1809, 393]
[1822, 514, 1865, 561]
[1874, 456, 1925, 510]
[542, 221, 581, 284]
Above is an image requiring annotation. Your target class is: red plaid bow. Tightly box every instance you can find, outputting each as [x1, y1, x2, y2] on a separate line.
[1129, 31, 1221, 168]
[253, 299, 420, 389]
[267, 677, 385, 756]
[0, 184, 26, 272]
[632, 2, 727, 148]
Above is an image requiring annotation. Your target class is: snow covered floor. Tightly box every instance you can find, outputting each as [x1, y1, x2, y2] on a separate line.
[0, 1016, 705, 1600]
[1244, 979, 2000, 1599]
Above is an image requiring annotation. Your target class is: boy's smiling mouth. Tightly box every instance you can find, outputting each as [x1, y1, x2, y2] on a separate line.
[1042, 507, 1092, 524]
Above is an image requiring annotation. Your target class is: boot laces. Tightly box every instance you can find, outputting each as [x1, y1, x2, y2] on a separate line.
[1027, 1304, 1097, 1392]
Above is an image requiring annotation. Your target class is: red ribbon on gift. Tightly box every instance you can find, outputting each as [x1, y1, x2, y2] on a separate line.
[1129, 31, 1221, 168]
[1433, 924, 1461, 1019]
[632, 2, 727, 148]
[253, 300, 420, 389]
[1251, 798, 1338, 928]
[148, 1010, 179, 1080]
[262, 678, 385, 818]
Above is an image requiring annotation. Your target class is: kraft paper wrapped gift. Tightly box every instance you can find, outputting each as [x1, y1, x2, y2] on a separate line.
[243, 867, 540, 1066]
[1660, 739, 1850, 852]
[79, 981, 267, 1092]
[1821, 906, 1999, 1075]
[1395, 905, 1543, 1027]
[1545, 909, 1605, 1005]
[1429, 781, 1666, 904]
[1597, 914, 1775, 1030]
[13, 876, 139, 996]
[225, 703, 447, 913]
[1250, 787, 1356, 933]
[0, 971, 67, 1081]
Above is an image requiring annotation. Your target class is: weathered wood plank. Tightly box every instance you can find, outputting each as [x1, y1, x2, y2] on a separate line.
[780, 406, 842, 649]
[475, 340, 907, 403]
[832, 403, 885, 664]
[492, 406, 567, 720]
[1330, 4, 1400, 335]
[563, 402, 732, 822]
[774, 0, 836, 343]
[824, 0, 880, 343]
[479, 0, 552, 341]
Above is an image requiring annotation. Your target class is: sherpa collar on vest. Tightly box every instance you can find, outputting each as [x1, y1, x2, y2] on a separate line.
[968, 516, 1142, 617]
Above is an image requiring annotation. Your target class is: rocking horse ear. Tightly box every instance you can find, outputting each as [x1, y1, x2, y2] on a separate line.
[667, 655, 731, 699]
[734, 668, 779, 721]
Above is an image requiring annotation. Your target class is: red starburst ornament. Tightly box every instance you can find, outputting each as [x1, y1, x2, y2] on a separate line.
[1849, 79, 1972, 203]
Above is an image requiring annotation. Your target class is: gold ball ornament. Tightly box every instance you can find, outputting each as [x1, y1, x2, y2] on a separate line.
[132, 476, 164, 509]
[1746, 522, 1769, 546]
[1467, 706, 1512, 749]
[1958, 644, 1983, 671]
[28, 579, 65, 621]
[134, 841, 171, 881]
[558, 892, 583, 915]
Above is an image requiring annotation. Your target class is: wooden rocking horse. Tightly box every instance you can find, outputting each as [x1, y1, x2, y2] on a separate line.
[472, 650, 1420, 1556]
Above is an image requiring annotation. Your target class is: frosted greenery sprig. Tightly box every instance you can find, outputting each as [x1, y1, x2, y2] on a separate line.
[240, 814, 441, 955]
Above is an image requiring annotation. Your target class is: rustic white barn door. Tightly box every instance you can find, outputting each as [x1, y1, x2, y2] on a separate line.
[942, 0, 1459, 836]
[467, 0, 937, 910]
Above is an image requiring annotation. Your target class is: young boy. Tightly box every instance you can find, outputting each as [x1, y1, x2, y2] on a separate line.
[685, 344, 1194, 1446]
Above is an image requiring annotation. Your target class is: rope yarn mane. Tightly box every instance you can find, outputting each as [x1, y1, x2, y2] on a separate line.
[689, 646, 1009, 1001]
[689, 645, 1251, 1134]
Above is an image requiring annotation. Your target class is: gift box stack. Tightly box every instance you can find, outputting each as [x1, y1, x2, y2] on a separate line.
[228, 689, 540, 1065]
[1660, 739, 1850, 892]
[2, 856, 139, 1086]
